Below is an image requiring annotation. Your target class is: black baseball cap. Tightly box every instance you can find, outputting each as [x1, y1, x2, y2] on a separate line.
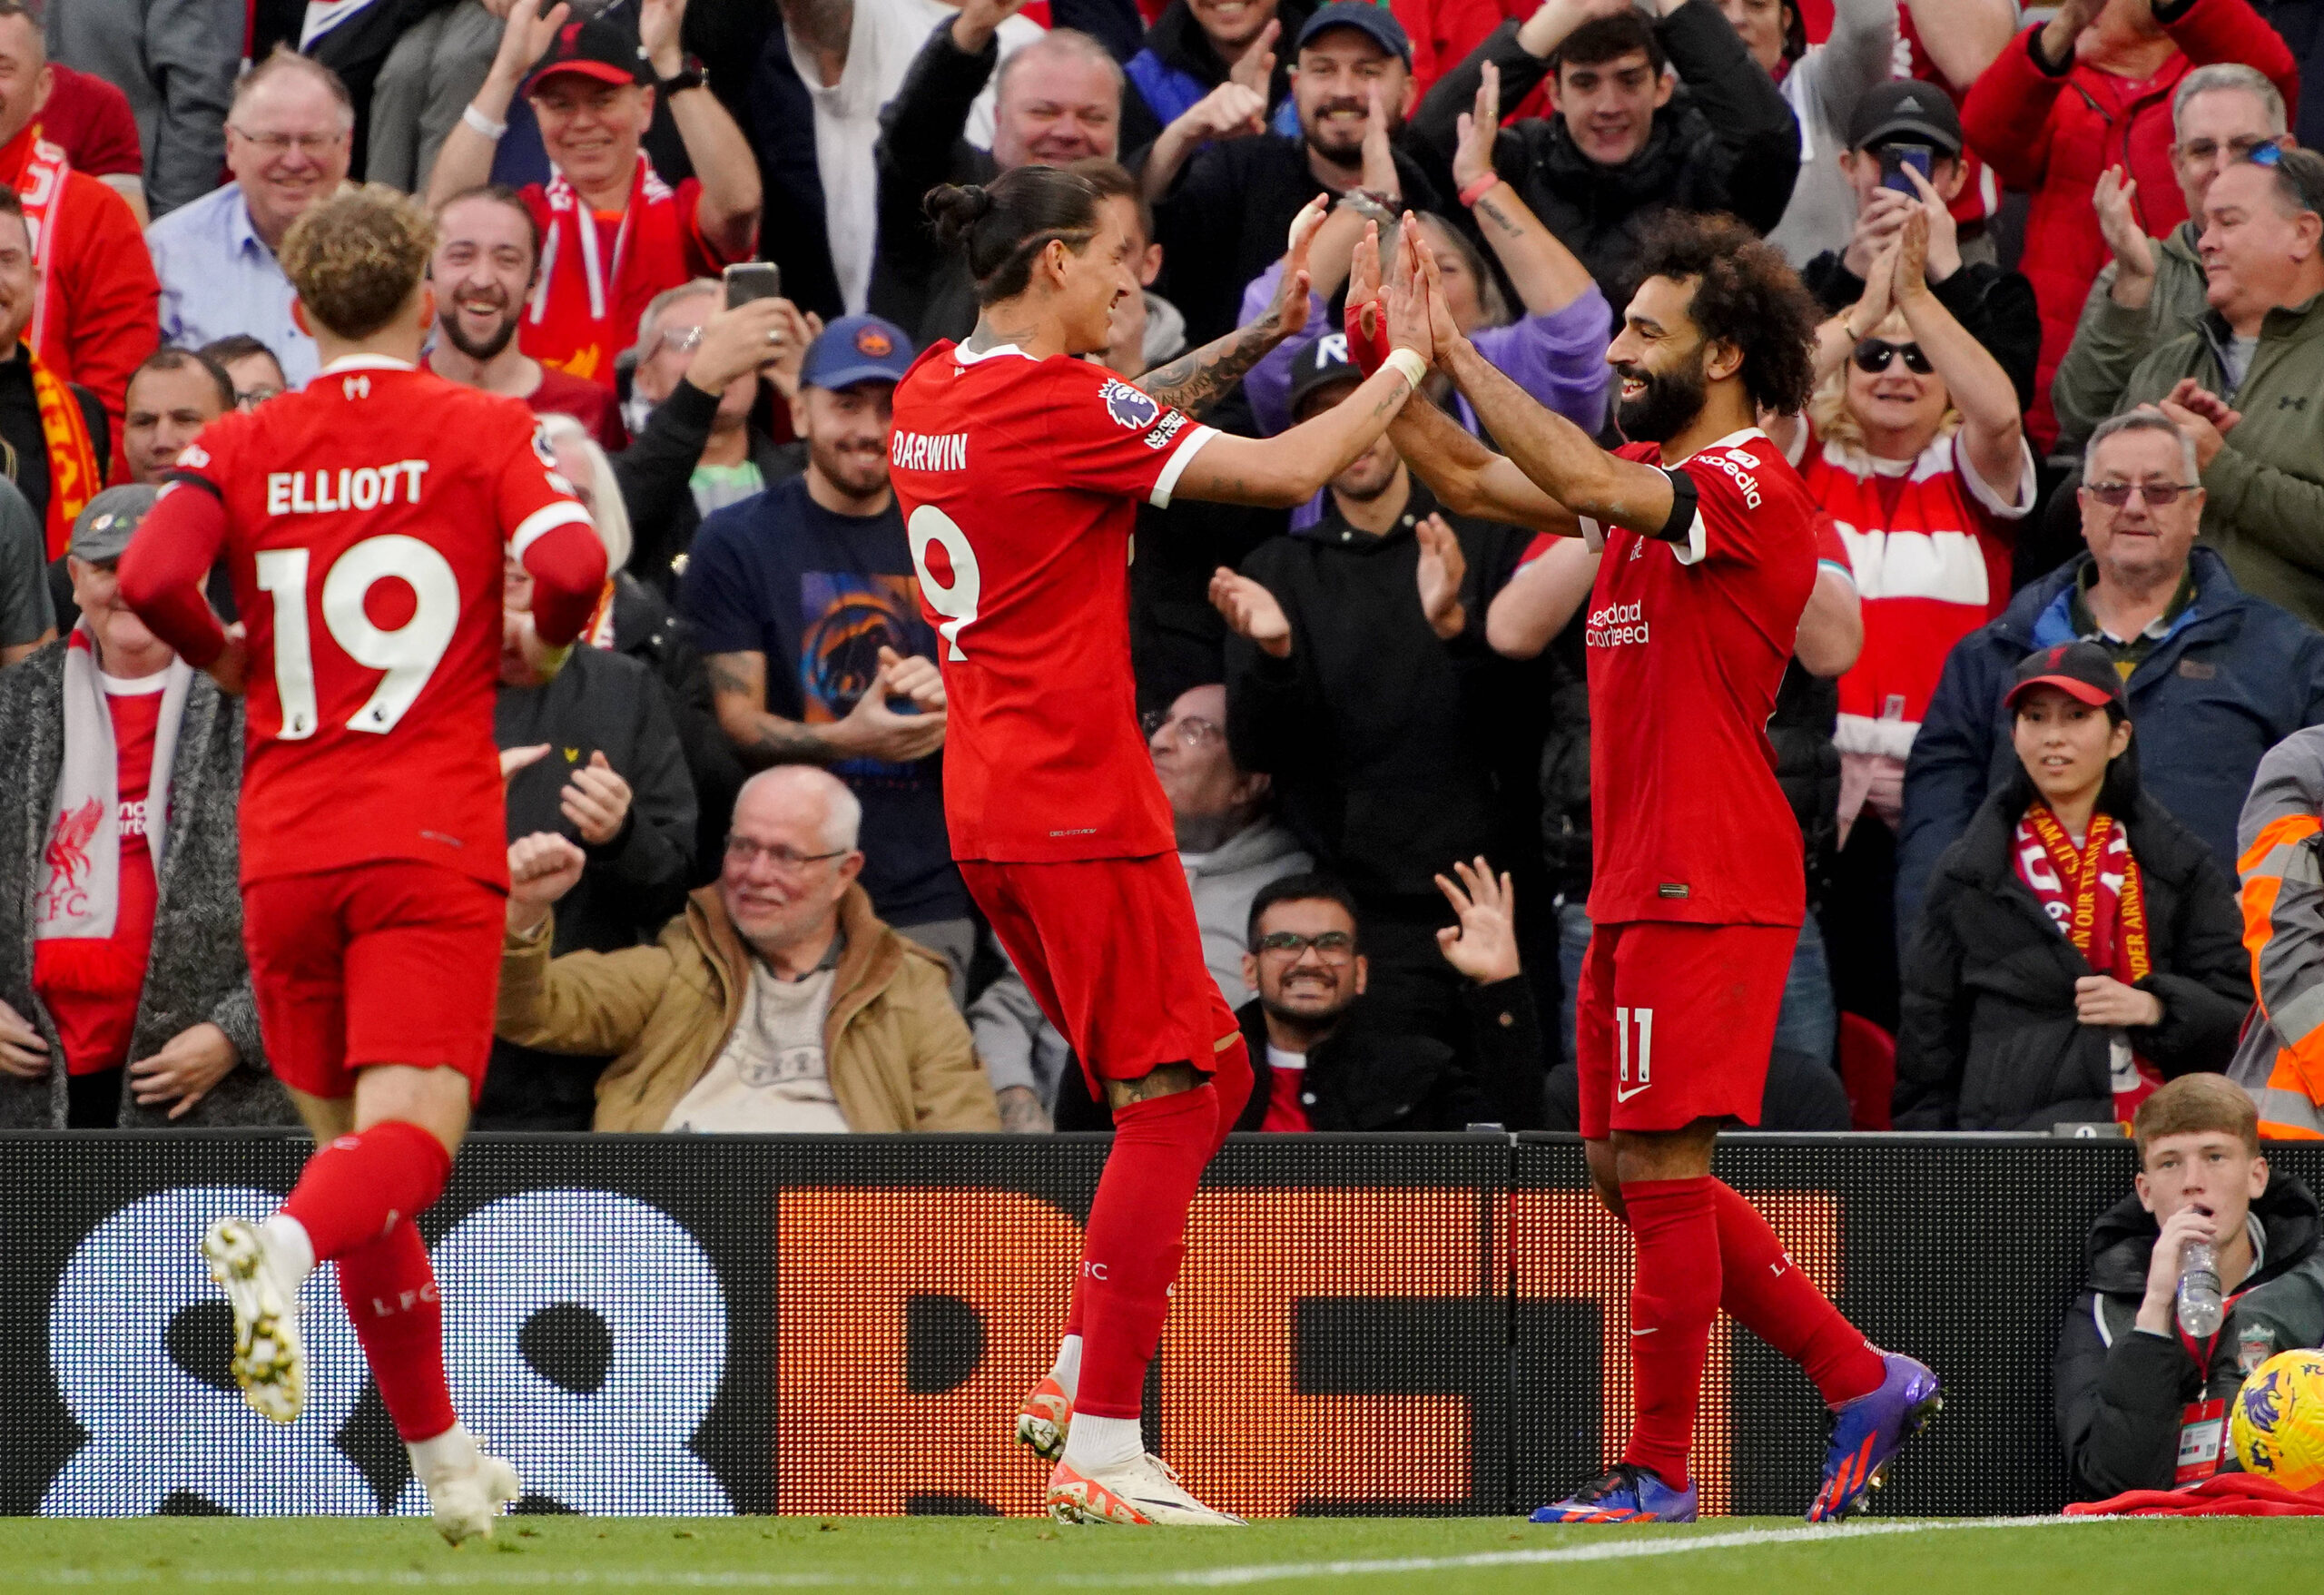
[524, 13, 652, 94]
[1287, 331, 1362, 417]
[1295, 2, 1413, 65]
[1846, 80, 1962, 156]
[2005, 642, 2128, 713]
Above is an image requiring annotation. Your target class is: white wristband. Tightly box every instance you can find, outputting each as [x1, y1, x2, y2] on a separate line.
[1384, 348, 1429, 392]
[463, 103, 507, 141]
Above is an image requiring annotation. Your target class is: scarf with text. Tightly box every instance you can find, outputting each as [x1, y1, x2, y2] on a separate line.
[527, 157, 675, 387]
[2014, 802, 2161, 1118]
[9, 125, 65, 359]
[29, 347, 102, 557]
[36, 626, 192, 942]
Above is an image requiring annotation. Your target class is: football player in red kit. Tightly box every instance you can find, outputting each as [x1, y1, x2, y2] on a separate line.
[1374, 212, 1943, 1524]
[890, 164, 1445, 1524]
[116, 185, 607, 1543]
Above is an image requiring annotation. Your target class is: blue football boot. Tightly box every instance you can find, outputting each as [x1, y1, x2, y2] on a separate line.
[1807, 1352, 1943, 1522]
[1530, 1463, 1699, 1524]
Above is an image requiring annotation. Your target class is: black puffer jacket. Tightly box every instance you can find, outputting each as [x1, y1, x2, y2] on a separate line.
[1896, 787, 2252, 1130]
[1768, 660, 1839, 911]
[1409, 10, 1798, 312]
[2055, 1171, 2324, 1501]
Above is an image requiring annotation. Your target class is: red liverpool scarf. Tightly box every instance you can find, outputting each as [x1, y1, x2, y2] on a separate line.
[527, 159, 676, 387]
[2014, 802, 2160, 1118]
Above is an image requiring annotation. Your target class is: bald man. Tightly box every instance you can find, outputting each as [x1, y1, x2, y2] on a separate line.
[497, 766, 1001, 1132]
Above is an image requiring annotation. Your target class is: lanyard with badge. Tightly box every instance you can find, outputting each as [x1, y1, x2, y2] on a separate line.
[2171, 1305, 2277, 1483]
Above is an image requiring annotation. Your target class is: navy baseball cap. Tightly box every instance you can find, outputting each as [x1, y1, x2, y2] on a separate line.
[525, 13, 652, 94]
[1287, 330, 1361, 417]
[800, 315, 916, 391]
[1295, 1, 1413, 65]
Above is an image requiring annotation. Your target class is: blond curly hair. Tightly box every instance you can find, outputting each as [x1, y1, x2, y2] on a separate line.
[280, 182, 438, 341]
[1807, 309, 1959, 473]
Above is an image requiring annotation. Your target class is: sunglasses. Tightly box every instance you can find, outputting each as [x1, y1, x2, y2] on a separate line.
[2083, 480, 2196, 507]
[1853, 339, 1932, 376]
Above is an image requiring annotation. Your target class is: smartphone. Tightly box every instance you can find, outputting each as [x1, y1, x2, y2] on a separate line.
[723, 261, 783, 309]
[1879, 143, 1935, 196]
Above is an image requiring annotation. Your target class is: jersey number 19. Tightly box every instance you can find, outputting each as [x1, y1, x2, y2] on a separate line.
[254, 535, 460, 739]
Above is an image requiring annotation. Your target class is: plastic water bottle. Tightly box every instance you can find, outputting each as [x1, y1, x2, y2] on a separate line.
[2178, 1237, 2225, 1338]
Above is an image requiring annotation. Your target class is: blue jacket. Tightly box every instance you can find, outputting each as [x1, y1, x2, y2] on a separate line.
[1898, 546, 2324, 949]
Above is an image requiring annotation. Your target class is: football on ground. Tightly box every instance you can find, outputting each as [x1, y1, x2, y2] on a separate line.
[4, 1514, 2322, 1594]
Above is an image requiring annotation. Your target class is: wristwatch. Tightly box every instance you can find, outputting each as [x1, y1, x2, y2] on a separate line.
[655, 54, 708, 96]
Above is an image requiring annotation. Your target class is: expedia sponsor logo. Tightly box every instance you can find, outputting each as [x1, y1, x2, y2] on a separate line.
[1704, 448, 1763, 509]
[1585, 600, 1649, 648]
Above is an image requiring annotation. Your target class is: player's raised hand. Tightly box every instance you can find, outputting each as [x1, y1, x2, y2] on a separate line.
[1434, 857, 1520, 985]
[1255, 196, 1326, 347]
[487, 0, 571, 90]
[561, 750, 633, 847]
[127, 1021, 239, 1119]
[507, 831, 587, 935]
[834, 657, 948, 763]
[1383, 221, 1437, 366]
[1412, 229, 1463, 369]
[1209, 567, 1292, 658]
[0, 996, 48, 1078]
[877, 645, 947, 712]
[1414, 514, 1469, 640]
[499, 743, 553, 782]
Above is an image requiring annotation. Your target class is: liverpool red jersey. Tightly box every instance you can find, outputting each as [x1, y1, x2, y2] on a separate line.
[1569, 429, 1817, 927]
[888, 342, 1218, 861]
[163, 358, 595, 888]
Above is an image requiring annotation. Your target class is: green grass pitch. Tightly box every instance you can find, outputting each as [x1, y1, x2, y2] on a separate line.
[1, 1515, 2319, 1593]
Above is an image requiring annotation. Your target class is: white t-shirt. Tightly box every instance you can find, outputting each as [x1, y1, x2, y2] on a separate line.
[790, 0, 1046, 314]
[665, 953, 850, 1133]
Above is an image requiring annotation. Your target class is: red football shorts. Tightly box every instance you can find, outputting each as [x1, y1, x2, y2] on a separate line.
[960, 853, 1238, 1089]
[241, 860, 506, 1102]
[1574, 920, 1797, 1138]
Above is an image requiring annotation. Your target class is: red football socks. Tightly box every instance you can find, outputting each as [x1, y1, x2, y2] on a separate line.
[1072, 1083, 1220, 1420]
[335, 1217, 458, 1442]
[280, 1120, 452, 1264]
[1619, 1176, 1720, 1491]
[1710, 1179, 1885, 1408]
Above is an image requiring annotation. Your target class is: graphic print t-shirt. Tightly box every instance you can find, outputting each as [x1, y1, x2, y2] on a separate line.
[683, 477, 968, 924]
[1565, 429, 1817, 927]
[887, 342, 1217, 862]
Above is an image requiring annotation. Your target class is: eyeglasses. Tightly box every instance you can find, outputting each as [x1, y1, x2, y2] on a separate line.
[2180, 134, 2274, 164]
[724, 836, 850, 872]
[1852, 339, 1933, 376]
[1141, 709, 1226, 749]
[2083, 480, 2197, 507]
[1255, 930, 1356, 959]
[234, 387, 281, 410]
[657, 326, 706, 356]
[230, 127, 348, 157]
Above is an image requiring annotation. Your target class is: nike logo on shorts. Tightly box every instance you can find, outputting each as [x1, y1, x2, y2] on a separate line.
[1616, 1084, 1651, 1102]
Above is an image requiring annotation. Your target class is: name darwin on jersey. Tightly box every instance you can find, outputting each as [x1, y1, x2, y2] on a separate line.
[892, 431, 968, 471]
[263, 461, 431, 516]
[1586, 599, 1649, 648]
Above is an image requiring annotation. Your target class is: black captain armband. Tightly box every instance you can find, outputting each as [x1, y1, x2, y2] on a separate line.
[1641, 467, 1699, 546]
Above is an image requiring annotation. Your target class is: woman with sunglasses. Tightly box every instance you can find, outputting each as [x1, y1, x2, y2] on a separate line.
[1781, 209, 2035, 868]
[1896, 641, 2248, 1130]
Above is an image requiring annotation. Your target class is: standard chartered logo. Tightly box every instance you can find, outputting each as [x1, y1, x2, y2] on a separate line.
[1585, 601, 1649, 648]
[43, 1187, 730, 1517]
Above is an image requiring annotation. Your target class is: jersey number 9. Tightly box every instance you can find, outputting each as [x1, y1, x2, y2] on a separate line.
[907, 506, 981, 662]
[254, 535, 462, 739]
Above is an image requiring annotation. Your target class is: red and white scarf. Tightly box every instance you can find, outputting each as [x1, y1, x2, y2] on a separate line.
[14, 127, 65, 358]
[527, 158, 674, 386]
[35, 627, 192, 942]
[2014, 803, 2162, 1119]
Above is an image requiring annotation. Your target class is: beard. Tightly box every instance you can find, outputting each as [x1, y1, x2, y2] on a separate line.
[1303, 99, 1368, 164]
[1615, 347, 1709, 445]
[442, 300, 520, 362]
[812, 438, 889, 498]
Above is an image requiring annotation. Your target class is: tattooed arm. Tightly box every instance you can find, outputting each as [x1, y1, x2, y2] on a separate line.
[704, 649, 950, 767]
[1137, 192, 1326, 418]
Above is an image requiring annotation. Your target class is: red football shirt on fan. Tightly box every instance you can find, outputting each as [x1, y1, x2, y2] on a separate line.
[32, 678, 163, 1076]
[158, 359, 596, 888]
[1557, 429, 1817, 928]
[518, 168, 733, 389]
[37, 67, 146, 181]
[888, 343, 1218, 862]
[530, 365, 627, 451]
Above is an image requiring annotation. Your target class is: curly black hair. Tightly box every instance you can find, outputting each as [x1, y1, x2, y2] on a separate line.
[1629, 212, 1821, 417]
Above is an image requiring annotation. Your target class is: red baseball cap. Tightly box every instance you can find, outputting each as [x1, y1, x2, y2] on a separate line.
[2004, 642, 2128, 712]
[524, 15, 652, 94]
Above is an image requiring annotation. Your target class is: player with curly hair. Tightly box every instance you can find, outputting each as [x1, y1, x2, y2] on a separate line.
[116, 183, 607, 1543]
[1371, 211, 1943, 1524]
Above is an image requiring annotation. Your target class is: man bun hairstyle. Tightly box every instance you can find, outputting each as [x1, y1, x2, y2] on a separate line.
[2133, 1073, 2262, 1165]
[280, 182, 438, 341]
[1632, 211, 1819, 417]
[925, 165, 1105, 306]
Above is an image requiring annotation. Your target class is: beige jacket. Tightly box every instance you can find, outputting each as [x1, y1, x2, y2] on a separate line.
[497, 883, 1001, 1132]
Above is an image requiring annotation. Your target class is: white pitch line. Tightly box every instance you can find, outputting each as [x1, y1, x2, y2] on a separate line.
[12, 1514, 2116, 1590]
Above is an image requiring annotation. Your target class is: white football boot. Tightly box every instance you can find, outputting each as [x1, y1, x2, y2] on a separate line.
[414, 1431, 524, 1545]
[199, 1216, 306, 1424]
[1047, 1453, 1246, 1526]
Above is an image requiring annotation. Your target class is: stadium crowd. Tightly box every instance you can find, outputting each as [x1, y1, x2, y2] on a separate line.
[6, 0, 2324, 1491]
